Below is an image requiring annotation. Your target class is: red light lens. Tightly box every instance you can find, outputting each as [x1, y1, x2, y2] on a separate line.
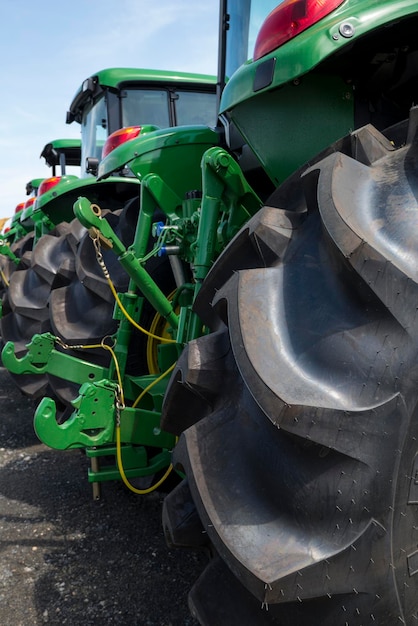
[24, 196, 36, 210]
[14, 202, 25, 214]
[102, 126, 142, 159]
[37, 176, 62, 197]
[254, 0, 345, 61]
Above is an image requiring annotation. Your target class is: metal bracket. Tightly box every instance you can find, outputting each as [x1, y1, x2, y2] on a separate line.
[2, 333, 107, 383]
[34, 376, 175, 451]
[0, 239, 20, 265]
[34, 380, 118, 450]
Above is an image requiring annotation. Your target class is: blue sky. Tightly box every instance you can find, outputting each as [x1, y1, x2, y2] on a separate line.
[0, 0, 219, 219]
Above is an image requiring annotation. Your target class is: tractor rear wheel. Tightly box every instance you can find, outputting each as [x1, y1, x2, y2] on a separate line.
[162, 110, 418, 624]
[1, 221, 85, 397]
[0, 230, 35, 307]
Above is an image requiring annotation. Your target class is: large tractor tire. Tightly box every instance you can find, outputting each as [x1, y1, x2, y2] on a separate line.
[46, 205, 136, 407]
[1, 221, 85, 397]
[0, 230, 35, 305]
[161, 109, 418, 624]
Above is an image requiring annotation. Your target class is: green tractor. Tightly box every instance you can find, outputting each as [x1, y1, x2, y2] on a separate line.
[160, 0, 418, 624]
[21, 138, 82, 240]
[0, 138, 81, 304]
[1, 68, 217, 401]
[4, 0, 418, 621]
[0, 185, 40, 290]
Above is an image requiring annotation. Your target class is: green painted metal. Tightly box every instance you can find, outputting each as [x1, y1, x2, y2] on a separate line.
[226, 74, 353, 186]
[86, 446, 172, 484]
[26, 178, 45, 194]
[93, 67, 217, 88]
[220, 0, 418, 186]
[1, 67, 218, 485]
[40, 138, 81, 169]
[13, 131, 262, 459]
[17, 139, 83, 239]
[221, 0, 418, 112]
[73, 197, 180, 330]
[67, 67, 217, 132]
[2, 333, 107, 382]
[69, 67, 217, 117]
[98, 125, 220, 187]
[34, 381, 117, 449]
[2, 74, 221, 483]
[81, 136, 262, 342]
[32, 71, 217, 234]
[0, 239, 20, 265]
[34, 175, 140, 226]
[33, 364, 175, 451]
[0, 219, 26, 248]
[0, 140, 81, 256]
[1, 177, 44, 245]
[13, 0, 418, 490]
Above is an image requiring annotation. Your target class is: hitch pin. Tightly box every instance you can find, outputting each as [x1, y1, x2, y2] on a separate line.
[90, 454, 101, 501]
[90, 387, 122, 501]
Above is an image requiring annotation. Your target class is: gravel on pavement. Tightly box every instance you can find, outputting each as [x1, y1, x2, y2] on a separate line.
[0, 367, 206, 625]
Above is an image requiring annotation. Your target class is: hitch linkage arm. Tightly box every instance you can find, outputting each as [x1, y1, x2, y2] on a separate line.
[2, 333, 107, 382]
[34, 378, 175, 451]
[0, 238, 20, 265]
[74, 197, 179, 330]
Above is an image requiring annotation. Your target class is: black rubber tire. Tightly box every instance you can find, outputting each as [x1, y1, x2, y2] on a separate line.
[1, 221, 85, 397]
[0, 229, 35, 352]
[0, 230, 35, 304]
[0, 232, 35, 316]
[161, 110, 418, 624]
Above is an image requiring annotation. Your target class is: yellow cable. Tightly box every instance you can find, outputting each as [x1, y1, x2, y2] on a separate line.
[117, 362, 176, 494]
[0, 268, 9, 287]
[107, 277, 176, 343]
[116, 426, 174, 495]
[102, 343, 125, 406]
[108, 277, 172, 342]
[132, 362, 176, 408]
[92, 231, 175, 343]
[146, 289, 177, 374]
[57, 336, 125, 407]
[89, 341, 172, 495]
[55, 326, 176, 495]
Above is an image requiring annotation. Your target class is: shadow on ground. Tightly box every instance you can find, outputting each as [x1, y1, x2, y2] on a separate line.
[0, 368, 206, 625]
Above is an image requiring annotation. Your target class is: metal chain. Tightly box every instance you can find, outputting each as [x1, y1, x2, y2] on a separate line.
[55, 336, 85, 351]
[54, 334, 116, 352]
[115, 386, 125, 428]
[90, 232, 110, 280]
[55, 333, 123, 426]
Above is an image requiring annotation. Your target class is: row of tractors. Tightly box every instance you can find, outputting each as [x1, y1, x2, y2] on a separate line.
[2, 1, 418, 623]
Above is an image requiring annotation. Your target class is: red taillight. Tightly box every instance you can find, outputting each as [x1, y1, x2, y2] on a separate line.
[102, 126, 142, 158]
[14, 202, 25, 214]
[254, 0, 345, 61]
[37, 176, 62, 197]
[24, 196, 36, 210]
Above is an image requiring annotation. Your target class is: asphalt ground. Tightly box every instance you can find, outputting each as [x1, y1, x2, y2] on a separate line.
[0, 367, 205, 625]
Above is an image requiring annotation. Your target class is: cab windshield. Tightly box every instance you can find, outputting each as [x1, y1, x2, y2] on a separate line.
[175, 90, 217, 126]
[81, 87, 217, 175]
[122, 89, 170, 128]
[122, 88, 217, 128]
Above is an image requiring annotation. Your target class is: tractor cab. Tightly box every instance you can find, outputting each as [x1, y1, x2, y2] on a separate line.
[66, 68, 217, 176]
